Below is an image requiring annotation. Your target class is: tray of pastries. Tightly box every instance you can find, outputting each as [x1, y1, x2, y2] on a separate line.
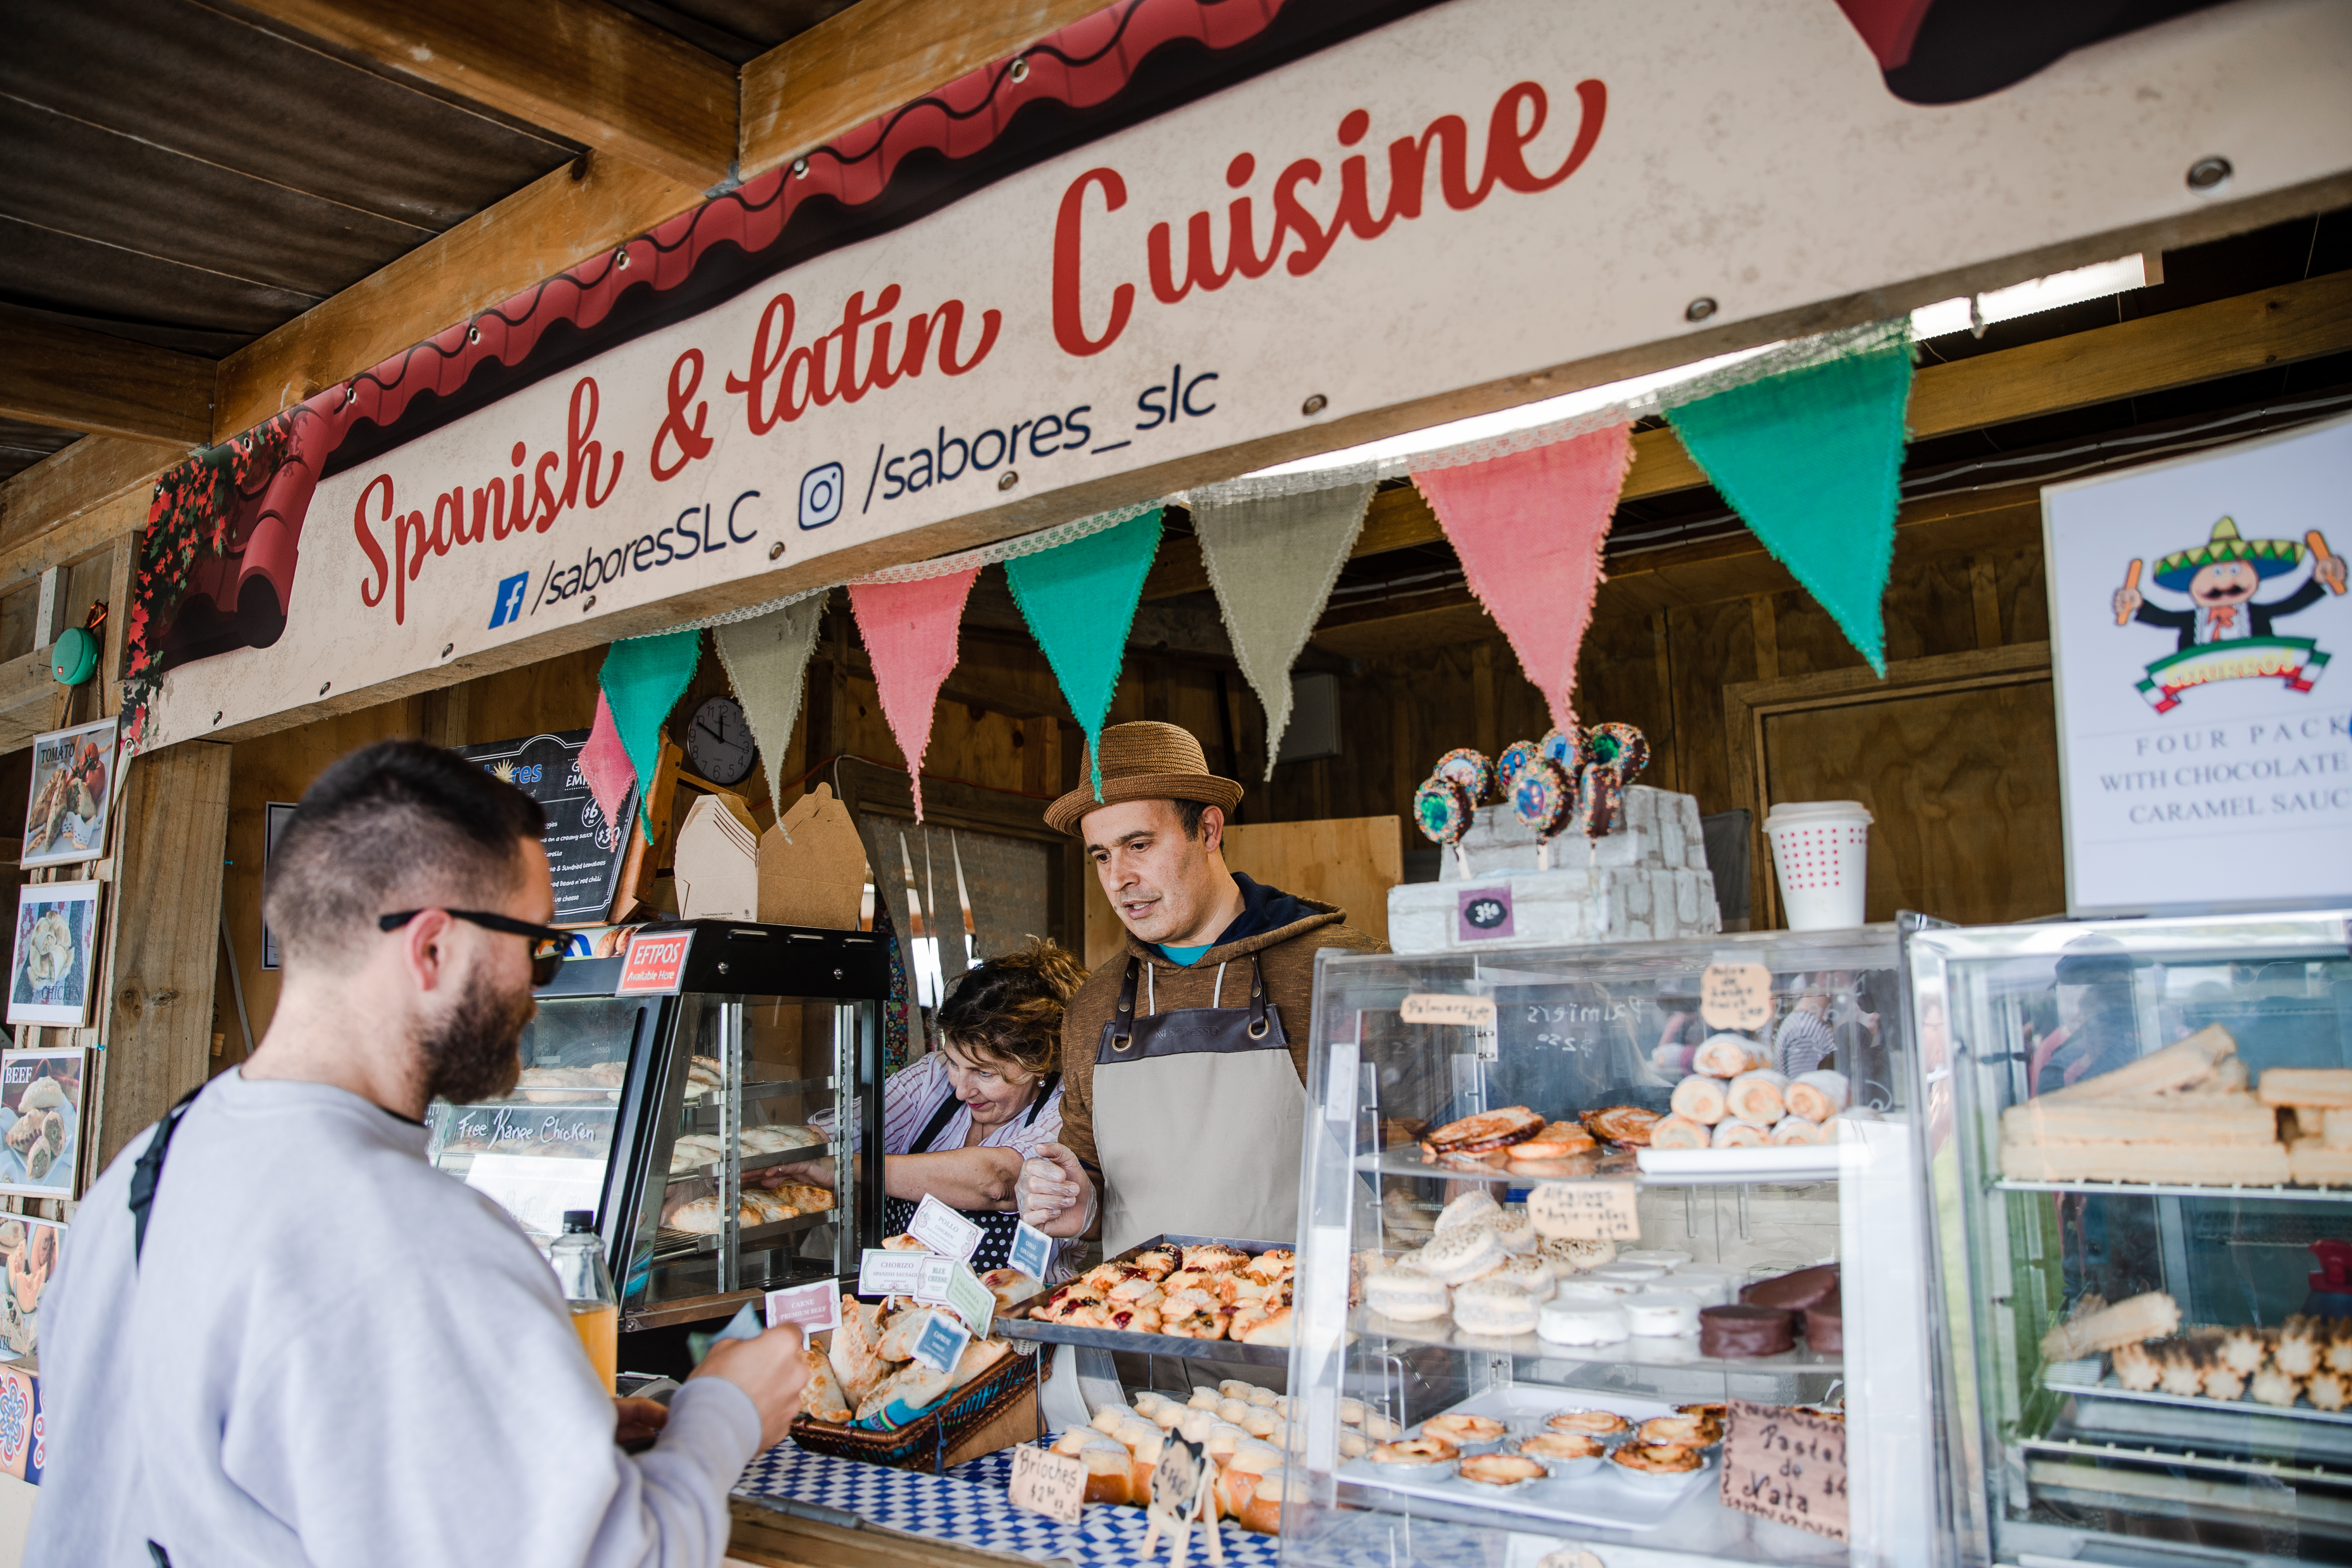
[997, 1235, 1296, 1365]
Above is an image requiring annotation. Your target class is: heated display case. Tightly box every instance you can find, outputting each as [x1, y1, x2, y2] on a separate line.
[426, 921, 888, 1338]
[1908, 909, 2352, 1567]
[1283, 924, 1947, 1566]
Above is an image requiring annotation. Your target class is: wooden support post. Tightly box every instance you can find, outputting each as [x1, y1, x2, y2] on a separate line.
[97, 740, 232, 1170]
[1749, 597, 1780, 682]
[420, 681, 472, 748]
[1970, 556, 2004, 650]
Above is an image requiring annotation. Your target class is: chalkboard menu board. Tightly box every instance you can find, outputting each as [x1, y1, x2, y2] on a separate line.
[455, 731, 634, 923]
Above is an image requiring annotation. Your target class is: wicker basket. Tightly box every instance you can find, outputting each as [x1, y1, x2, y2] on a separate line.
[787, 1345, 1042, 1473]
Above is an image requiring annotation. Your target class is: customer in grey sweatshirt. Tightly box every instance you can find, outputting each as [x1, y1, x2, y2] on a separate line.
[29, 741, 808, 1566]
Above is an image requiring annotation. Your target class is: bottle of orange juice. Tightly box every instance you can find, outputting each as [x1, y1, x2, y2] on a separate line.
[551, 1210, 620, 1392]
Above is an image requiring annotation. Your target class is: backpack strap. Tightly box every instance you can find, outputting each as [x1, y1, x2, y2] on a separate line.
[128, 1086, 203, 1267]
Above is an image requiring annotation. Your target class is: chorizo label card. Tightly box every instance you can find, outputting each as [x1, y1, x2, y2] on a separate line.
[1721, 1399, 1848, 1542]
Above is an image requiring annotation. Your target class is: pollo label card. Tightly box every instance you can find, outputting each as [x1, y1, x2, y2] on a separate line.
[907, 1193, 983, 1262]
[764, 1279, 842, 1335]
[907, 1311, 972, 1374]
[1700, 962, 1775, 1031]
[615, 928, 695, 995]
[1525, 1180, 1641, 1241]
[1010, 1443, 1087, 1524]
[1721, 1399, 1848, 1541]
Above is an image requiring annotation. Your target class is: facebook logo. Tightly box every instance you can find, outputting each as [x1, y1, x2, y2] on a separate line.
[488, 571, 530, 628]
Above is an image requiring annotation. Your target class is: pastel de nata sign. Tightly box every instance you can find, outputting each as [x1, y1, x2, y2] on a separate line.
[138, 0, 2352, 748]
[2046, 413, 2352, 916]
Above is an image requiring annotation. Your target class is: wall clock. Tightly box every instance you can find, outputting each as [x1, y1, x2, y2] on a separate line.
[684, 695, 757, 787]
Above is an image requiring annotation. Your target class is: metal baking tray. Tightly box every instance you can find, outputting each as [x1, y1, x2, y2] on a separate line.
[2046, 1360, 2352, 1467]
[996, 1233, 1293, 1366]
[652, 1209, 832, 1259]
[664, 1142, 837, 1185]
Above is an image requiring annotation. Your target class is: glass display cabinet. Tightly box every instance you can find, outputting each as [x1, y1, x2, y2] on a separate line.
[426, 920, 888, 1338]
[1284, 924, 1947, 1567]
[1907, 909, 2352, 1568]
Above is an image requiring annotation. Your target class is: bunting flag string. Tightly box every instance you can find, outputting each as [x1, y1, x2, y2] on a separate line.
[846, 569, 982, 820]
[597, 628, 704, 841]
[1004, 508, 1165, 798]
[1193, 483, 1374, 777]
[578, 692, 636, 842]
[1666, 323, 1915, 674]
[1411, 424, 1634, 733]
[711, 596, 827, 831]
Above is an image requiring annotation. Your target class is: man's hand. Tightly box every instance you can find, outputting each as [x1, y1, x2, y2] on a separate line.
[1017, 1141, 1095, 1237]
[690, 1324, 809, 1450]
[614, 1396, 670, 1446]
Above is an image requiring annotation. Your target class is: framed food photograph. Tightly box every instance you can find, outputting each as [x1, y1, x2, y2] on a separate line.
[0, 1214, 62, 1363]
[21, 718, 118, 869]
[0, 1049, 85, 1199]
[6, 883, 100, 1028]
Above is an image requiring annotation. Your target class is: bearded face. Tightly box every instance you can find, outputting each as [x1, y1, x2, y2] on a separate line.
[419, 966, 536, 1105]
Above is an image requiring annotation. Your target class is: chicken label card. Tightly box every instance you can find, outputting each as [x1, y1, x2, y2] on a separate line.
[906, 1310, 971, 1375]
[1525, 1179, 1640, 1241]
[0, 1049, 85, 1200]
[1006, 1221, 1054, 1283]
[907, 1192, 983, 1262]
[1009, 1443, 1087, 1524]
[614, 928, 695, 995]
[1721, 1399, 1847, 1542]
[765, 1279, 842, 1335]
[2045, 413, 2352, 916]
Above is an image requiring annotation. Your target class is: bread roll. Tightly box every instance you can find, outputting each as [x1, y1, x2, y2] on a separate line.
[1769, 1115, 1827, 1145]
[1726, 1070, 1788, 1125]
[1695, 1034, 1762, 1078]
[1712, 1118, 1770, 1148]
[1648, 1114, 1710, 1149]
[1669, 1075, 1730, 1125]
[1784, 1070, 1848, 1123]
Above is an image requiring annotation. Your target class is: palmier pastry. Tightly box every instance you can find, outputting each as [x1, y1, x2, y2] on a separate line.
[1420, 1105, 1547, 1160]
[1610, 1442, 1704, 1476]
[1546, 1408, 1628, 1435]
[1580, 1106, 1662, 1147]
[1422, 1412, 1506, 1445]
[1458, 1453, 1545, 1487]
[1369, 1436, 1457, 1464]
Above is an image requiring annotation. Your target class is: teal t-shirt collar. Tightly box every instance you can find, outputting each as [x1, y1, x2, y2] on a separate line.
[1157, 941, 1215, 967]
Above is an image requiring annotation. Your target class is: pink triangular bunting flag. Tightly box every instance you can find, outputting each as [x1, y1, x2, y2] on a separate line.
[1412, 424, 1634, 731]
[579, 690, 636, 835]
[847, 569, 982, 820]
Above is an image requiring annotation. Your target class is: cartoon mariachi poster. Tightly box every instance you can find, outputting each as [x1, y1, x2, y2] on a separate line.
[2045, 413, 2352, 916]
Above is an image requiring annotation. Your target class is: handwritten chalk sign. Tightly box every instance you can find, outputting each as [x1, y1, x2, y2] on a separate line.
[1010, 1443, 1088, 1524]
[1720, 1399, 1848, 1542]
[1701, 962, 1775, 1031]
[1525, 1180, 1641, 1241]
[1401, 993, 1498, 1027]
[765, 1279, 842, 1335]
[909, 1193, 984, 1262]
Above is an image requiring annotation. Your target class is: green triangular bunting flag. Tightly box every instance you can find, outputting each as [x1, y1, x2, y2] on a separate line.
[598, 628, 703, 840]
[1003, 509, 1165, 797]
[1666, 332, 1914, 675]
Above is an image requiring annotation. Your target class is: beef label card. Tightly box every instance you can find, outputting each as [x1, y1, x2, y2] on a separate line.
[1720, 1399, 1848, 1542]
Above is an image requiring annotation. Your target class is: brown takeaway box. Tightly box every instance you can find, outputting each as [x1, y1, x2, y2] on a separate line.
[758, 783, 870, 931]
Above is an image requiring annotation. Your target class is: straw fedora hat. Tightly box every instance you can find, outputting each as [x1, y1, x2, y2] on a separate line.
[1044, 721, 1244, 836]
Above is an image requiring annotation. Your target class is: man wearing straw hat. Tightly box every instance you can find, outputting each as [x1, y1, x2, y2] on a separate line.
[1014, 722, 1380, 1268]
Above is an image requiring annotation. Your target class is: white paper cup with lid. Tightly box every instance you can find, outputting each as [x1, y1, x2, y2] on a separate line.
[1763, 801, 1873, 930]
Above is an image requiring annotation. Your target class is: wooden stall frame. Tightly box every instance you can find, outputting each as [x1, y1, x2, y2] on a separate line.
[1724, 642, 2054, 931]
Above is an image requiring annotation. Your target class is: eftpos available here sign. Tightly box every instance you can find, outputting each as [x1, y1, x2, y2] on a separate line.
[2045, 413, 2352, 916]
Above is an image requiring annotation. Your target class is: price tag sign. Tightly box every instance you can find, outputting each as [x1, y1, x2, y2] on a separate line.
[907, 1310, 972, 1374]
[908, 1193, 984, 1262]
[1455, 886, 1515, 942]
[765, 1279, 842, 1335]
[1701, 962, 1775, 1031]
[1525, 1179, 1641, 1240]
[1009, 1443, 1087, 1524]
[1400, 993, 1498, 1027]
[1151, 1433, 1205, 1512]
[1006, 1221, 1054, 1283]
[1720, 1399, 1848, 1542]
[857, 1248, 929, 1297]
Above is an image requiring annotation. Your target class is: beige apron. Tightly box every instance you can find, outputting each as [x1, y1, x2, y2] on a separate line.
[1093, 952, 1307, 1256]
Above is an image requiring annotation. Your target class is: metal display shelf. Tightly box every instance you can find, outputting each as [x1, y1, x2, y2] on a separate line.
[1351, 1307, 1844, 1375]
[1353, 1148, 1839, 1188]
[1995, 1178, 2352, 1203]
[2021, 1434, 2352, 1486]
[665, 1142, 838, 1185]
[653, 1208, 833, 1259]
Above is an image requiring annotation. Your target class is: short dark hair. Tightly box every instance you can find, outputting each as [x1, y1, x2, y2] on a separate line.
[1171, 798, 1208, 839]
[265, 740, 546, 973]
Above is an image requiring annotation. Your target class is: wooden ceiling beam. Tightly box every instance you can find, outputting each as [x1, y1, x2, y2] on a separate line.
[236, 0, 737, 187]
[1143, 269, 2352, 600]
[0, 312, 212, 447]
[740, 0, 1110, 179]
[0, 434, 182, 562]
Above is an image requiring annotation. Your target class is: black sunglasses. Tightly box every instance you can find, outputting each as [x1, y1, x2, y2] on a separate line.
[378, 909, 570, 986]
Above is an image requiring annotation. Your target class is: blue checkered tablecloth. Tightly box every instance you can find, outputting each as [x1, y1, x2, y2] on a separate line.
[735, 1439, 1283, 1567]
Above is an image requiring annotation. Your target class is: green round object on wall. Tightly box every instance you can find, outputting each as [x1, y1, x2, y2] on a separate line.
[49, 626, 98, 686]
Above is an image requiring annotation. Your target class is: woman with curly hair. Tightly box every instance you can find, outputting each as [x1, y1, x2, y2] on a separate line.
[784, 939, 1084, 1272]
